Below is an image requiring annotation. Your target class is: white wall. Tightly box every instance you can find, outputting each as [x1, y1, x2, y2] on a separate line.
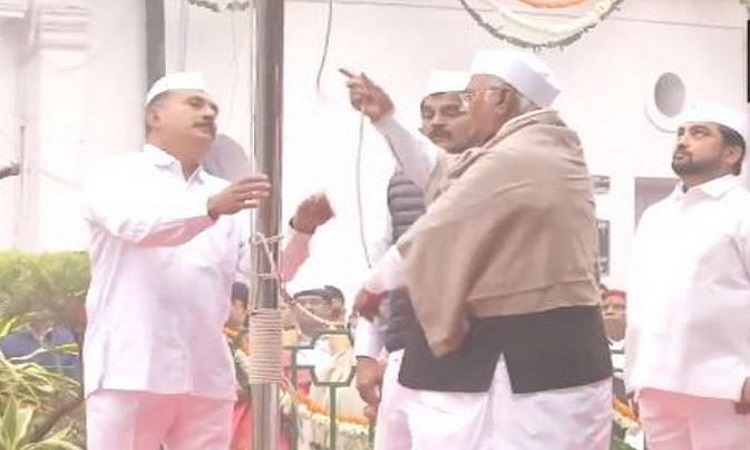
[37, 0, 147, 251]
[165, 0, 746, 296]
[0, 0, 145, 251]
[0, 17, 22, 249]
[0, 0, 746, 302]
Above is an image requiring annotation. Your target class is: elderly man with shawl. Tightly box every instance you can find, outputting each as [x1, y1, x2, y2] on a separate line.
[354, 49, 613, 449]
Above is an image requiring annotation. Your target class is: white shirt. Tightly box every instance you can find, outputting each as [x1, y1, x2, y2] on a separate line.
[373, 113, 437, 192]
[84, 144, 310, 400]
[354, 115, 436, 359]
[625, 175, 750, 401]
[296, 335, 334, 372]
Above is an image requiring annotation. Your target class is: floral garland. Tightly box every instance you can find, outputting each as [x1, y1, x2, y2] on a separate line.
[613, 397, 639, 432]
[485, 0, 622, 36]
[295, 392, 371, 428]
[612, 397, 641, 450]
[458, 0, 624, 50]
[295, 403, 371, 450]
[184, 0, 252, 12]
[518, 0, 588, 7]
[277, 387, 372, 450]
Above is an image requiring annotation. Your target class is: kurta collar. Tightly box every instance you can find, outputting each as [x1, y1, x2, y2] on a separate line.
[143, 143, 207, 183]
[671, 174, 740, 201]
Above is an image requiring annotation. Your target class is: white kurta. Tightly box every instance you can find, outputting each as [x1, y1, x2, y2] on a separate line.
[83, 144, 310, 401]
[626, 175, 750, 401]
[355, 114, 436, 358]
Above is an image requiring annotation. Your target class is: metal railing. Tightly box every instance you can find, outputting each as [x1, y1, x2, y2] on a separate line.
[284, 328, 374, 450]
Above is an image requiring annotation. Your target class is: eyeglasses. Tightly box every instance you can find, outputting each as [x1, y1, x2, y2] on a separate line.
[459, 86, 508, 102]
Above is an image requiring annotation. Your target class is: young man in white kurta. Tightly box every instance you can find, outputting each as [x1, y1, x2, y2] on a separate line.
[83, 73, 321, 450]
[626, 103, 750, 450]
[347, 70, 476, 449]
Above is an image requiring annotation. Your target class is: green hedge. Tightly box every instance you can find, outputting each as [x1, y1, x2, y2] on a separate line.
[0, 251, 89, 449]
[0, 251, 89, 334]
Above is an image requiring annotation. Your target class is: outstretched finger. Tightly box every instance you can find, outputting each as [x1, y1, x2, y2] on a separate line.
[339, 68, 357, 79]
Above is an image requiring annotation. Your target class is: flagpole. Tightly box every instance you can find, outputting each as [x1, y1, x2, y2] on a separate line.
[251, 0, 284, 448]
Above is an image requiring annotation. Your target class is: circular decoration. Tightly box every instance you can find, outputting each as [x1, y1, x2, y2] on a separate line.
[645, 71, 688, 132]
[653, 73, 686, 118]
[458, 0, 624, 50]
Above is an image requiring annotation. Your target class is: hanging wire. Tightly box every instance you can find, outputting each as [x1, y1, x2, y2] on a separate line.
[315, 0, 335, 91]
[354, 112, 372, 269]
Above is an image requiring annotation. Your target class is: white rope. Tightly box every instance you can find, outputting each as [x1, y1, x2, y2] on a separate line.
[250, 232, 348, 329]
[286, 297, 347, 329]
[244, 231, 347, 383]
[246, 307, 283, 383]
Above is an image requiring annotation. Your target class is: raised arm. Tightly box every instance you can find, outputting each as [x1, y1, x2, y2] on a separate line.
[280, 192, 335, 281]
[342, 69, 437, 191]
[85, 161, 270, 247]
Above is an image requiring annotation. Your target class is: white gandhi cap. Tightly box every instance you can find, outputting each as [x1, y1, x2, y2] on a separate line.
[680, 102, 749, 148]
[422, 70, 470, 98]
[145, 72, 208, 105]
[470, 49, 560, 108]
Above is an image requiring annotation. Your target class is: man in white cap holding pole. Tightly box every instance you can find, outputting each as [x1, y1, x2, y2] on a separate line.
[82, 72, 309, 449]
[626, 103, 750, 450]
[352, 49, 613, 449]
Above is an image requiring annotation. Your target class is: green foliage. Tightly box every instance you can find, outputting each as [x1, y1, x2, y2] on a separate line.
[0, 252, 89, 449]
[0, 326, 83, 448]
[0, 397, 81, 450]
[0, 251, 89, 334]
[0, 351, 79, 413]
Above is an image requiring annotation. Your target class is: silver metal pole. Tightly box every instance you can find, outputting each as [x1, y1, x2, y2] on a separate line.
[251, 0, 284, 449]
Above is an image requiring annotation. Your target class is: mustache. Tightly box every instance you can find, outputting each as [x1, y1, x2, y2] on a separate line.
[194, 121, 216, 133]
[428, 129, 452, 140]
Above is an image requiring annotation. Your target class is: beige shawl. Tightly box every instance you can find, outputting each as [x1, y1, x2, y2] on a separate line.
[397, 110, 600, 357]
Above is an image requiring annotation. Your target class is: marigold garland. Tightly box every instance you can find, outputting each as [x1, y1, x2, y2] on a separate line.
[458, 0, 623, 49]
[613, 397, 640, 433]
[184, 0, 252, 12]
[296, 392, 371, 427]
[484, 0, 622, 37]
[518, 0, 589, 8]
[181, 0, 747, 18]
